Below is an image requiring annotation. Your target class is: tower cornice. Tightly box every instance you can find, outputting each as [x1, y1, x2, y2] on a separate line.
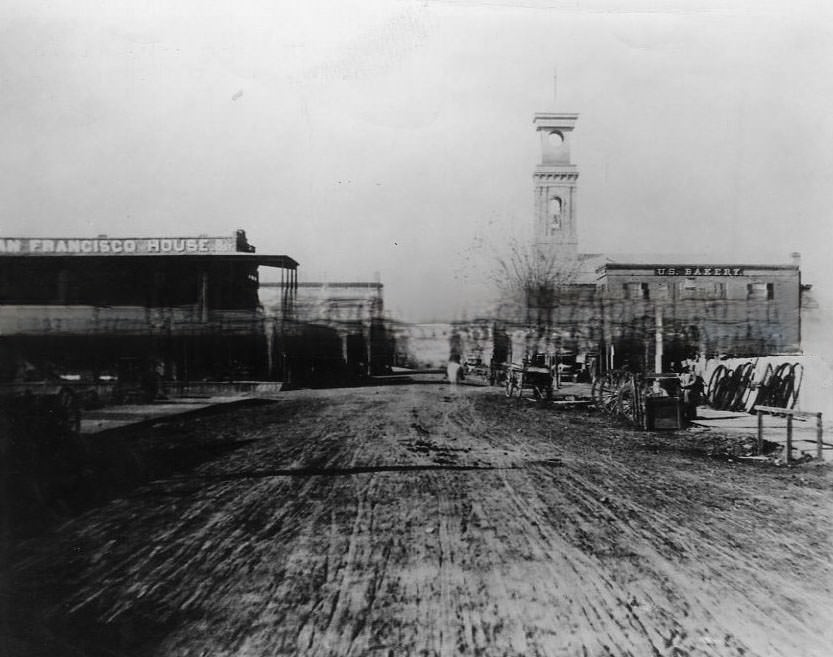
[533, 113, 579, 131]
[534, 165, 578, 172]
[534, 167, 579, 183]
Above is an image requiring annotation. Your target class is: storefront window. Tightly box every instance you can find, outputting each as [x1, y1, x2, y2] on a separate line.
[624, 282, 649, 300]
[747, 282, 774, 300]
[653, 283, 669, 300]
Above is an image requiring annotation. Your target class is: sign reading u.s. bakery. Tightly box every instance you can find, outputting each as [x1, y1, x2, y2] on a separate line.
[0, 237, 237, 255]
[654, 266, 745, 276]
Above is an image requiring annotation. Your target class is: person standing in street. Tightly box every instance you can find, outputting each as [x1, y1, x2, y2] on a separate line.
[446, 355, 463, 386]
[680, 367, 704, 422]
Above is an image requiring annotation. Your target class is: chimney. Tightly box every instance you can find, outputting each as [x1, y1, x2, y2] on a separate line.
[790, 251, 801, 268]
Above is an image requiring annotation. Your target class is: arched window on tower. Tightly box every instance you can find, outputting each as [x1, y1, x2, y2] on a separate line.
[549, 196, 562, 232]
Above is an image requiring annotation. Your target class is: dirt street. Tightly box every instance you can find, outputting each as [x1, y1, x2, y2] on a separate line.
[4, 377, 833, 657]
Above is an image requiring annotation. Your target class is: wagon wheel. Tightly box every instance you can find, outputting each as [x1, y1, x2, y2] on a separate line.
[515, 372, 526, 399]
[713, 367, 735, 411]
[595, 376, 620, 415]
[616, 380, 640, 426]
[707, 365, 728, 407]
[788, 363, 803, 409]
[752, 363, 774, 410]
[729, 362, 755, 412]
[768, 363, 792, 408]
[590, 376, 601, 402]
[717, 368, 739, 411]
[505, 372, 518, 398]
[777, 374, 794, 411]
[56, 388, 81, 436]
[732, 362, 755, 411]
[772, 364, 796, 410]
[532, 383, 553, 402]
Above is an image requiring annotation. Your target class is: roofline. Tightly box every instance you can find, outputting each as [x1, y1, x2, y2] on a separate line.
[290, 282, 382, 289]
[596, 263, 798, 274]
[0, 253, 299, 268]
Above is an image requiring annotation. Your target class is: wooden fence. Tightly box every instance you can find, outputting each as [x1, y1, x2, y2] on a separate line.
[753, 405, 824, 463]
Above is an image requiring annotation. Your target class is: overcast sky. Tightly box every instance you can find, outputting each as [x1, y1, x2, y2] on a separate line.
[2, 0, 832, 321]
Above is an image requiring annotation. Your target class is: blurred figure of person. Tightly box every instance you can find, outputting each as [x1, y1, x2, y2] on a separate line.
[488, 358, 498, 386]
[446, 354, 464, 386]
[680, 367, 704, 421]
[649, 379, 669, 397]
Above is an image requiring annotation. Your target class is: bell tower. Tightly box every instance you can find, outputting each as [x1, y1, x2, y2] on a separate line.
[533, 110, 579, 262]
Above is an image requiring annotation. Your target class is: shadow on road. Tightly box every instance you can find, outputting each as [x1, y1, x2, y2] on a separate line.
[163, 463, 513, 484]
[283, 371, 494, 391]
[140, 460, 565, 493]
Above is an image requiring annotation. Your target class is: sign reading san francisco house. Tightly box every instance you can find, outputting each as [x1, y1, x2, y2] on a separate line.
[0, 236, 237, 255]
[654, 266, 745, 276]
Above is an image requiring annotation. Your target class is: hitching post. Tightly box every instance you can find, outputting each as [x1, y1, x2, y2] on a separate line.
[757, 412, 763, 456]
[786, 414, 793, 464]
[817, 412, 824, 462]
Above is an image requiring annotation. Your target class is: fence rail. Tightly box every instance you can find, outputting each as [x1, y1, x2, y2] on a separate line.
[753, 405, 823, 463]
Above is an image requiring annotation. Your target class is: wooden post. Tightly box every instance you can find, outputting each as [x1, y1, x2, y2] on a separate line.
[817, 412, 824, 462]
[555, 348, 561, 390]
[200, 270, 209, 324]
[757, 411, 763, 456]
[785, 414, 793, 464]
[654, 305, 663, 373]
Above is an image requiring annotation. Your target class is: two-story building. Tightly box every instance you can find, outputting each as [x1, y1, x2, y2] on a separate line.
[595, 257, 802, 372]
[0, 230, 298, 386]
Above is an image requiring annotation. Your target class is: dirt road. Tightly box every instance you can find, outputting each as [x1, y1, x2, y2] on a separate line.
[5, 378, 833, 656]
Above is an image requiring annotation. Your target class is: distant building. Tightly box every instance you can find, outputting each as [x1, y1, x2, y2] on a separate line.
[259, 280, 393, 382]
[387, 322, 480, 371]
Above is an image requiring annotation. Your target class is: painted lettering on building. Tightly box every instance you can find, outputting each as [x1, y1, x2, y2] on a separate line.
[0, 237, 237, 255]
[654, 267, 744, 276]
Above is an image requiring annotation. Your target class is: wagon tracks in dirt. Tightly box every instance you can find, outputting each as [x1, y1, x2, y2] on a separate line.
[477, 402, 831, 656]
[7, 381, 833, 657]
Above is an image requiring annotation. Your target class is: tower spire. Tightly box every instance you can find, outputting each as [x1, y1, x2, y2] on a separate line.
[553, 68, 558, 107]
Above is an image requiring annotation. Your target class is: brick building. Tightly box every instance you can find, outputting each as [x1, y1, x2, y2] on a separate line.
[491, 100, 806, 374]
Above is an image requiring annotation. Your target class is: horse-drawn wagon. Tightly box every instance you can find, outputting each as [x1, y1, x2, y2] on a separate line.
[503, 358, 553, 401]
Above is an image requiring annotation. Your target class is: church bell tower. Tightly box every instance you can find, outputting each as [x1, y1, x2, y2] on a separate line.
[533, 110, 579, 262]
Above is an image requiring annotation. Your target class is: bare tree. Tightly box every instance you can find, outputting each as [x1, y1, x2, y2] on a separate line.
[484, 239, 587, 372]
[492, 238, 579, 327]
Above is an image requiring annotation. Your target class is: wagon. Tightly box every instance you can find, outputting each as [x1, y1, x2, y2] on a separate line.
[504, 362, 553, 401]
[592, 371, 684, 430]
[463, 357, 491, 384]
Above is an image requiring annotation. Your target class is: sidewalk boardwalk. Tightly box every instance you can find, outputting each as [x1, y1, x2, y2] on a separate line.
[81, 393, 272, 435]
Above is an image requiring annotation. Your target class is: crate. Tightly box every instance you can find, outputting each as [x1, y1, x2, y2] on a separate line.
[644, 397, 683, 430]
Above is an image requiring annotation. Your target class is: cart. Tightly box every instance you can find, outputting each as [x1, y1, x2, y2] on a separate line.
[504, 362, 553, 401]
[463, 357, 491, 384]
[592, 370, 684, 430]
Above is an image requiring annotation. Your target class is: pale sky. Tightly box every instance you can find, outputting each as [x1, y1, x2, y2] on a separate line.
[2, 0, 832, 321]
